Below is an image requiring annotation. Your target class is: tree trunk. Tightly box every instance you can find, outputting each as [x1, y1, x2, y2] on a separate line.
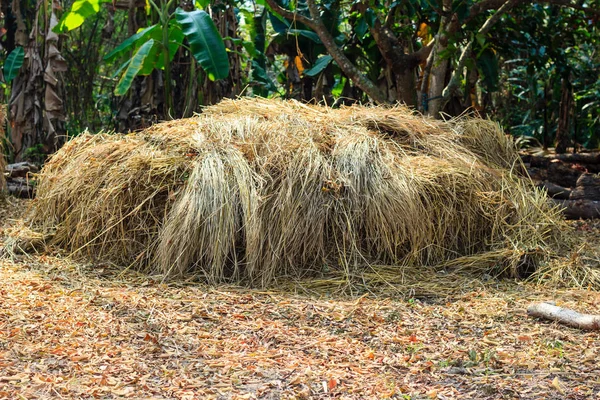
[394, 66, 418, 107]
[426, 0, 457, 117]
[8, 0, 66, 162]
[555, 75, 572, 154]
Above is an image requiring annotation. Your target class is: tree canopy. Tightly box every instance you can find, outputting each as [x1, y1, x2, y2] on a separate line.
[0, 0, 598, 160]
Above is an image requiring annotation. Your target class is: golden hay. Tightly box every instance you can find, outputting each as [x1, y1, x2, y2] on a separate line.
[29, 98, 565, 286]
[0, 150, 5, 194]
[0, 104, 6, 194]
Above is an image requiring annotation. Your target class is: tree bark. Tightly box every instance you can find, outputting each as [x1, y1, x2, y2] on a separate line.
[547, 161, 582, 188]
[538, 181, 571, 199]
[570, 174, 600, 201]
[552, 199, 600, 219]
[8, 0, 66, 162]
[356, 2, 432, 106]
[426, 0, 457, 117]
[555, 75, 573, 154]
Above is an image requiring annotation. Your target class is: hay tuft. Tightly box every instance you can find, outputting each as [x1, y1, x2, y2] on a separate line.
[0, 104, 6, 194]
[30, 98, 565, 286]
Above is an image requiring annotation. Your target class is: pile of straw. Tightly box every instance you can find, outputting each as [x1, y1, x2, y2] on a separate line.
[0, 104, 6, 193]
[0, 149, 5, 193]
[30, 98, 564, 286]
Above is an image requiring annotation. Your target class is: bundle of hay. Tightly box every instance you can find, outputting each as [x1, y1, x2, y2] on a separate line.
[0, 149, 5, 194]
[0, 104, 6, 193]
[30, 98, 564, 286]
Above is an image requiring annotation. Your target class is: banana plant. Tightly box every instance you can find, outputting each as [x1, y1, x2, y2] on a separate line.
[55, 0, 229, 116]
[3, 47, 25, 83]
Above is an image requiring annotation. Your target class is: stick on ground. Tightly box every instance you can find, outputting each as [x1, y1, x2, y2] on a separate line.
[527, 302, 600, 330]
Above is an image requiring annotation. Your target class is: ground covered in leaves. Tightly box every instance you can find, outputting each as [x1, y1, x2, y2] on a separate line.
[1, 199, 599, 399]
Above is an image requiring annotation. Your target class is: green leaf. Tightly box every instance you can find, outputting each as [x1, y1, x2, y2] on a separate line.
[304, 55, 332, 76]
[195, 0, 210, 9]
[54, 0, 109, 33]
[111, 59, 131, 79]
[269, 12, 290, 34]
[475, 33, 486, 48]
[355, 15, 368, 39]
[138, 42, 161, 75]
[287, 29, 321, 44]
[477, 48, 500, 92]
[268, 12, 321, 43]
[104, 25, 160, 62]
[175, 8, 229, 81]
[114, 39, 156, 96]
[3, 47, 24, 83]
[364, 8, 377, 27]
[154, 25, 185, 70]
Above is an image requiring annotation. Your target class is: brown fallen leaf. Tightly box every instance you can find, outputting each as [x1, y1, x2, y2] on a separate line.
[328, 377, 337, 391]
[552, 376, 565, 394]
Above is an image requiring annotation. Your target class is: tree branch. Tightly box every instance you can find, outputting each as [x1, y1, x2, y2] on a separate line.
[544, 0, 600, 16]
[464, 0, 509, 24]
[465, 0, 600, 25]
[263, 0, 388, 103]
[441, 0, 518, 106]
[262, 0, 314, 27]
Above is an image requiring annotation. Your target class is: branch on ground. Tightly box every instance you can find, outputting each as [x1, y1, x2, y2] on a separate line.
[528, 302, 600, 330]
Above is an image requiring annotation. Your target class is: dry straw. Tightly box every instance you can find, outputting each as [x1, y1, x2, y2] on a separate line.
[0, 104, 7, 193]
[30, 98, 565, 287]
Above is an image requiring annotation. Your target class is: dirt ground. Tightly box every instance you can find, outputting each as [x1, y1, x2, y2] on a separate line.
[1, 198, 599, 399]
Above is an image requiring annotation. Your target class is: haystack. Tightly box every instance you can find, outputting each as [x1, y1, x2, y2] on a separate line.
[0, 104, 6, 193]
[29, 98, 564, 286]
[0, 148, 5, 194]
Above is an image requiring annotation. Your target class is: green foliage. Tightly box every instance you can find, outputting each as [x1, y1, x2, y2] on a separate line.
[476, 48, 499, 92]
[104, 25, 161, 63]
[304, 55, 332, 77]
[241, 8, 275, 96]
[115, 39, 158, 96]
[174, 8, 229, 81]
[3, 47, 24, 83]
[55, 0, 110, 33]
[490, 3, 600, 147]
[56, 0, 230, 98]
[8, 0, 599, 149]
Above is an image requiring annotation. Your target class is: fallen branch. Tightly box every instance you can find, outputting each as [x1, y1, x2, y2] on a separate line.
[527, 302, 600, 330]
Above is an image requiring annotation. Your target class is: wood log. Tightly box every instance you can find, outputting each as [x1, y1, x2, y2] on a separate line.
[7, 177, 35, 198]
[526, 167, 547, 182]
[570, 173, 600, 201]
[523, 152, 600, 165]
[538, 181, 571, 199]
[6, 162, 39, 178]
[580, 163, 600, 174]
[552, 199, 600, 219]
[528, 302, 600, 330]
[529, 155, 551, 168]
[553, 152, 600, 164]
[547, 161, 583, 188]
[520, 154, 532, 164]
